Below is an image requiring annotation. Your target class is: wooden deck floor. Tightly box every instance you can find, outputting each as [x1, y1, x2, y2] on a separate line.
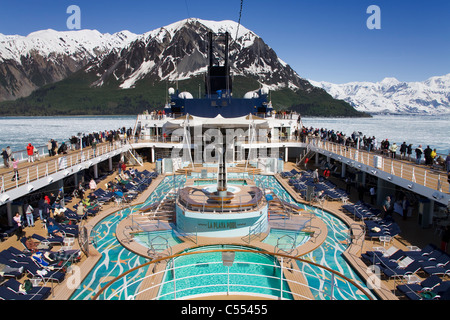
[1, 160, 449, 301]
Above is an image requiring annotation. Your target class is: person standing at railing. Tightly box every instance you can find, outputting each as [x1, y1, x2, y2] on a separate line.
[1, 148, 8, 168]
[11, 158, 19, 181]
[389, 142, 398, 159]
[407, 144, 413, 161]
[92, 139, 97, 157]
[47, 140, 52, 157]
[6, 146, 12, 166]
[400, 142, 407, 160]
[26, 143, 34, 163]
[446, 153, 450, 175]
[424, 145, 433, 166]
[415, 145, 423, 164]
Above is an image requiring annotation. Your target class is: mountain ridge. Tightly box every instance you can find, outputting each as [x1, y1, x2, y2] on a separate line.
[309, 74, 450, 115]
[0, 18, 367, 117]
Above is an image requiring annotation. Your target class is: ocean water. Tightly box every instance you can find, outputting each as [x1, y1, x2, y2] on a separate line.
[301, 114, 450, 155]
[0, 115, 136, 153]
[0, 114, 448, 155]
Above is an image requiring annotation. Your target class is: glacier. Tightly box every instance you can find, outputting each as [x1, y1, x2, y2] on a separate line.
[309, 74, 450, 115]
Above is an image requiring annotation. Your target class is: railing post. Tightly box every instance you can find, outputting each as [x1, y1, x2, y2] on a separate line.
[280, 257, 284, 300]
[173, 259, 176, 300]
[330, 273, 335, 300]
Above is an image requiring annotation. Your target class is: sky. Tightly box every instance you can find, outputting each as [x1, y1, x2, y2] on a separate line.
[0, 0, 449, 84]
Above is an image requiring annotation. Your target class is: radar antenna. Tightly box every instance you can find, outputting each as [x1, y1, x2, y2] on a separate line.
[235, 0, 244, 41]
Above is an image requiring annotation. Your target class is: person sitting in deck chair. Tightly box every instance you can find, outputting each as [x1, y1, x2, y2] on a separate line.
[47, 221, 64, 238]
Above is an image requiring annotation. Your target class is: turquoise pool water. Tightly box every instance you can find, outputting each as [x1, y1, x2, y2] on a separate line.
[193, 179, 248, 186]
[158, 245, 293, 300]
[70, 173, 374, 300]
[263, 228, 310, 249]
[134, 229, 183, 252]
[255, 175, 374, 300]
[70, 175, 187, 300]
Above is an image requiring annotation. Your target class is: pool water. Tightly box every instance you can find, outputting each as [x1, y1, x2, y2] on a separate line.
[193, 179, 247, 186]
[263, 228, 310, 249]
[71, 173, 375, 300]
[70, 175, 187, 300]
[134, 230, 183, 252]
[158, 245, 293, 300]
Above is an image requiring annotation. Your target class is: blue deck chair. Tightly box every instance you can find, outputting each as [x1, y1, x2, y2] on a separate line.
[397, 275, 442, 300]
[3, 278, 51, 300]
[382, 260, 422, 278]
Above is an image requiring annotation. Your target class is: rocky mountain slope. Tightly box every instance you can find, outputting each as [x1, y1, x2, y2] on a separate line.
[0, 29, 138, 101]
[0, 18, 365, 117]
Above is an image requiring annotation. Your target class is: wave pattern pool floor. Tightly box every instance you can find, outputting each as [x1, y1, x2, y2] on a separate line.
[70, 174, 374, 300]
[158, 245, 293, 300]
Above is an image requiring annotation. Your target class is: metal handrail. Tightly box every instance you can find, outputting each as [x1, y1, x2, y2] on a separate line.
[307, 137, 449, 191]
[92, 248, 374, 301]
[1, 140, 130, 194]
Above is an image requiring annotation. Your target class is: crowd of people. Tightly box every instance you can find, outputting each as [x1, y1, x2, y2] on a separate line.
[1, 126, 135, 169]
[296, 126, 450, 173]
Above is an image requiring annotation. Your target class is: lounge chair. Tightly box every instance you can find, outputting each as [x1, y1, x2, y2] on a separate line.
[420, 253, 450, 276]
[46, 219, 79, 237]
[31, 233, 64, 246]
[405, 244, 437, 260]
[3, 278, 51, 300]
[0, 224, 18, 240]
[397, 275, 442, 300]
[0, 255, 24, 278]
[0, 286, 33, 300]
[382, 258, 422, 278]
[24, 260, 66, 283]
[363, 247, 407, 269]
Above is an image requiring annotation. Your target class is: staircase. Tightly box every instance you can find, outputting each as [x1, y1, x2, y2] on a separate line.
[266, 190, 301, 220]
[235, 162, 262, 175]
[149, 189, 178, 222]
[296, 147, 314, 168]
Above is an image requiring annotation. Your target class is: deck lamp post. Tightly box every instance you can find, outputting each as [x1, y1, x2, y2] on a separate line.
[222, 251, 235, 295]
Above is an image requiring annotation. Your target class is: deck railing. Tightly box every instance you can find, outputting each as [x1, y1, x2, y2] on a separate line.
[92, 248, 374, 301]
[0, 140, 130, 194]
[307, 137, 449, 193]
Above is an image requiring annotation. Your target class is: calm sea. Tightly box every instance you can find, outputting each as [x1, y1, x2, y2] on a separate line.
[0, 114, 449, 155]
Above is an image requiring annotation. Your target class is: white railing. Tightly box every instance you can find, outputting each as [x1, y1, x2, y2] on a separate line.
[1, 141, 130, 194]
[92, 248, 374, 301]
[308, 137, 449, 192]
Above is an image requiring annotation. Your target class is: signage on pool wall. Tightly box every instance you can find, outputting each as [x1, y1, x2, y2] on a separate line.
[176, 206, 269, 237]
[204, 221, 244, 230]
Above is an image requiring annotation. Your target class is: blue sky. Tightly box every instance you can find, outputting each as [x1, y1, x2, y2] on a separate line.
[0, 0, 449, 83]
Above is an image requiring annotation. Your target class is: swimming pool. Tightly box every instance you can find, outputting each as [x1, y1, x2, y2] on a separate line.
[71, 173, 375, 300]
[70, 175, 187, 300]
[255, 175, 374, 300]
[157, 245, 293, 300]
[134, 229, 183, 252]
[193, 179, 248, 186]
[263, 228, 310, 249]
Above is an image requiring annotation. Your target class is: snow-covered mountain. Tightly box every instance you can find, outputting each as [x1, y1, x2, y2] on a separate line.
[0, 29, 138, 62]
[87, 18, 311, 92]
[0, 29, 138, 101]
[309, 74, 450, 115]
[0, 18, 314, 102]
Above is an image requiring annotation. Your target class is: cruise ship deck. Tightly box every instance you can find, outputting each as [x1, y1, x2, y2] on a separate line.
[0, 136, 449, 300]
